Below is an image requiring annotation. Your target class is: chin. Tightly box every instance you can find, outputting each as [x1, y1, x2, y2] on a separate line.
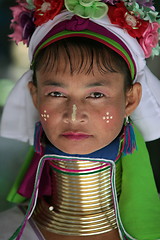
[64, 149, 92, 155]
[59, 145, 100, 155]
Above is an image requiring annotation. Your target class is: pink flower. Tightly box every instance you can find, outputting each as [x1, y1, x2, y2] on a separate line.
[9, 3, 30, 44]
[9, 2, 35, 45]
[10, 2, 28, 23]
[139, 22, 160, 58]
[9, 24, 27, 44]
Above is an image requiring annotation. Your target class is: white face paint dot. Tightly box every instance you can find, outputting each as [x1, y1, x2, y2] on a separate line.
[102, 112, 113, 123]
[41, 110, 49, 121]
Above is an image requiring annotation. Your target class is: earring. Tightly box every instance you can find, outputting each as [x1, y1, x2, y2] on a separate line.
[121, 116, 137, 156]
[34, 121, 43, 154]
[125, 116, 129, 125]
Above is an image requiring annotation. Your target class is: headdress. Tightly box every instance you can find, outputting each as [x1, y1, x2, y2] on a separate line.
[9, 0, 160, 58]
[1, 0, 160, 143]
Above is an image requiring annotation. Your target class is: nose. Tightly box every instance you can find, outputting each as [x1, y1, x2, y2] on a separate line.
[63, 102, 88, 124]
[71, 104, 77, 122]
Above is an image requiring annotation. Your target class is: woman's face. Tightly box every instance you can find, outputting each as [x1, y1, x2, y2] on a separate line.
[30, 50, 133, 155]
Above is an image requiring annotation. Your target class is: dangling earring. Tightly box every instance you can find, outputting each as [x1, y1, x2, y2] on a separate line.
[34, 121, 44, 155]
[121, 116, 137, 156]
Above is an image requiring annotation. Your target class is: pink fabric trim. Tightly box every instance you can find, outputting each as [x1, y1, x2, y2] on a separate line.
[18, 152, 52, 198]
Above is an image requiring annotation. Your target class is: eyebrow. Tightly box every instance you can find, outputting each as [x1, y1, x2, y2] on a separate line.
[42, 79, 111, 88]
[42, 80, 67, 88]
[86, 80, 111, 88]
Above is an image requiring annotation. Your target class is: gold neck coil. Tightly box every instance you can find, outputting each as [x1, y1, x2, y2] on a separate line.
[34, 157, 121, 236]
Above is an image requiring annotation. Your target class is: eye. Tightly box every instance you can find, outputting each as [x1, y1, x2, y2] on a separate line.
[88, 92, 105, 98]
[49, 91, 66, 97]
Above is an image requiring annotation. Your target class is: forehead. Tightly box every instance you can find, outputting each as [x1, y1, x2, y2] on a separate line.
[36, 59, 125, 92]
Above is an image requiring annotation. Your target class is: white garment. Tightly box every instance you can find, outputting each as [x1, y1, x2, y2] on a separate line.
[0, 71, 39, 145]
[0, 10, 160, 144]
[0, 206, 44, 240]
[131, 66, 160, 141]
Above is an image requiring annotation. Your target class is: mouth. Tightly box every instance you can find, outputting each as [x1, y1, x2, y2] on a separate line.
[62, 132, 91, 140]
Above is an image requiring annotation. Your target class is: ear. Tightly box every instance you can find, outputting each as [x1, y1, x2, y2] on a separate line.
[125, 82, 142, 117]
[28, 81, 38, 109]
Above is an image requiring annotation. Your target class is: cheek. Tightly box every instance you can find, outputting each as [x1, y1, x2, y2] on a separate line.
[39, 108, 55, 140]
[39, 107, 60, 132]
[101, 109, 125, 128]
[40, 109, 50, 122]
[102, 111, 113, 124]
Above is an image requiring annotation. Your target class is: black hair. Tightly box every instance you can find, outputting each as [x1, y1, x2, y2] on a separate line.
[32, 37, 133, 91]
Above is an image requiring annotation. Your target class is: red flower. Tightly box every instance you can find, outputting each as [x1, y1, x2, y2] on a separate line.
[34, 0, 64, 26]
[108, 2, 149, 38]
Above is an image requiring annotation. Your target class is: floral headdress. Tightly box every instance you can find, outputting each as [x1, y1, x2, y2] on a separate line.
[10, 0, 160, 58]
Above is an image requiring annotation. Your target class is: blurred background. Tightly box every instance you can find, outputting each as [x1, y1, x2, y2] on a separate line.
[0, 0, 30, 211]
[0, 1, 160, 211]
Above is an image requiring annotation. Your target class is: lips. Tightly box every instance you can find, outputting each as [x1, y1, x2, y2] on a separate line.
[62, 132, 91, 140]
